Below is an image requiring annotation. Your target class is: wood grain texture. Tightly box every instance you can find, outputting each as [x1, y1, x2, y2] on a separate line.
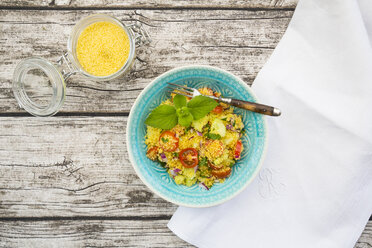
[0, 9, 293, 113]
[0, 219, 370, 247]
[0, 219, 194, 248]
[0, 0, 298, 9]
[357, 221, 372, 248]
[0, 117, 177, 217]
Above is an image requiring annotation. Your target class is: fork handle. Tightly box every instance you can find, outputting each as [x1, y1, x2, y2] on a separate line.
[223, 98, 281, 116]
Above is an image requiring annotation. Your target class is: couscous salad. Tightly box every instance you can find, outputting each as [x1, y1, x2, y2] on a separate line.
[144, 87, 245, 189]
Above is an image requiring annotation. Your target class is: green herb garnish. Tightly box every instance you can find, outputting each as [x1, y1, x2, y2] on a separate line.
[161, 137, 169, 143]
[173, 94, 187, 109]
[187, 95, 218, 120]
[177, 106, 193, 127]
[205, 133, 221, 140]
[145, 94, 217, 129]
[144, 104, 178, 130]
[199, 157, 208, 166]
[198, 157, 211, 177]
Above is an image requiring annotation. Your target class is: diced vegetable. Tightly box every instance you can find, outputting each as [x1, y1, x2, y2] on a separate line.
[191, 115, 209, 132]
[170, 168, 181, 177]
[199, 182, 210, 190]
[234, 140, 243, 159]
[212, 105, 223, 114]
[186, 177, 197, 187]
[174, 175, 185, 184]
[183, 167, 196, 179]
[222, 131, 239, 146]
[213, 150, 229, 166]
[159, 153, 167, 162]
[210, 118, 226, 137]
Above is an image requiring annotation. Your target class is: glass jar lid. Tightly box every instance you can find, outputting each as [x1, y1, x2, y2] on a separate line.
[12, 57, 66, 117]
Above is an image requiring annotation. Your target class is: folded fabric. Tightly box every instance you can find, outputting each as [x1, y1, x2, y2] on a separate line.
[168, 0, 372, 247]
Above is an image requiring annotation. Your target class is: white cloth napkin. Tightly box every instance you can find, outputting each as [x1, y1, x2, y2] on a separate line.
[168, 0, 372, 247]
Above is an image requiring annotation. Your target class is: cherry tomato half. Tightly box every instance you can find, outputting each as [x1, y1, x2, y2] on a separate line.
[211, 167, 231, 179]
[212, 105, 223, 114]
[146, 146, 158, 161]
[208, 160, 223, 170]
[159, 131, 179, 152]
[179, 148, 198, 168]
[234, 140, 243, 159]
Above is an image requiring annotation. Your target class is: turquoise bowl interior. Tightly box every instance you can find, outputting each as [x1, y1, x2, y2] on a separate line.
[126, 65, 267, 207]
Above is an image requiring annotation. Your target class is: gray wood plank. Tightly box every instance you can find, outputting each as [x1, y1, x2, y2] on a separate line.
[357, 221, 372, 248]
[0, 219, 370, 247]
[0, 219, 195, 248]
[0, 116, 177, 217]
[0, 0, 297, 9]
[0, 9, 292, 113]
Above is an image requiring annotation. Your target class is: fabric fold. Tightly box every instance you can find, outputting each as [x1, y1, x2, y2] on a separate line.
[168, 0, 372, 247]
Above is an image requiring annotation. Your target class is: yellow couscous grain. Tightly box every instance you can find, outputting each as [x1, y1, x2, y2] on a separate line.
[76, 21, 130, 76]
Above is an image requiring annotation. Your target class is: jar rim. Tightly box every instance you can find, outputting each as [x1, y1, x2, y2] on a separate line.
[12, 57, 66, 117]
[67, 13, 136, 81]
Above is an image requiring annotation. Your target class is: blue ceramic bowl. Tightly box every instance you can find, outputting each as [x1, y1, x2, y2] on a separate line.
[126, 65, 267, 207]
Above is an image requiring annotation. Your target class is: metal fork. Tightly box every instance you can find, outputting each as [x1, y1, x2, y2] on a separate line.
[167, 83, 281, 117]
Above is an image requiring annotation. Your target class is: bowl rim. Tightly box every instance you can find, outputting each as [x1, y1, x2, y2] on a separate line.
[126, 65, 268, 208]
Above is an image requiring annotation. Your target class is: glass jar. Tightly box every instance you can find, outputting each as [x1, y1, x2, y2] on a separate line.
[13, 14, 150, 117]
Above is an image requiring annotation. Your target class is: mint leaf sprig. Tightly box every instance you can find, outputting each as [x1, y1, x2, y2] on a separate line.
[145, 94, 218, 130]
[144, 104, 177, 130]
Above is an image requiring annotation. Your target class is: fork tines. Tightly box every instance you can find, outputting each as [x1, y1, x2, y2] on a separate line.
[167, 83, 193, 97]
[167, 90, 192, 98]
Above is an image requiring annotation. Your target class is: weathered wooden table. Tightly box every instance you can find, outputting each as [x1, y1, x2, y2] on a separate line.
[0, 0, 370, 247]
